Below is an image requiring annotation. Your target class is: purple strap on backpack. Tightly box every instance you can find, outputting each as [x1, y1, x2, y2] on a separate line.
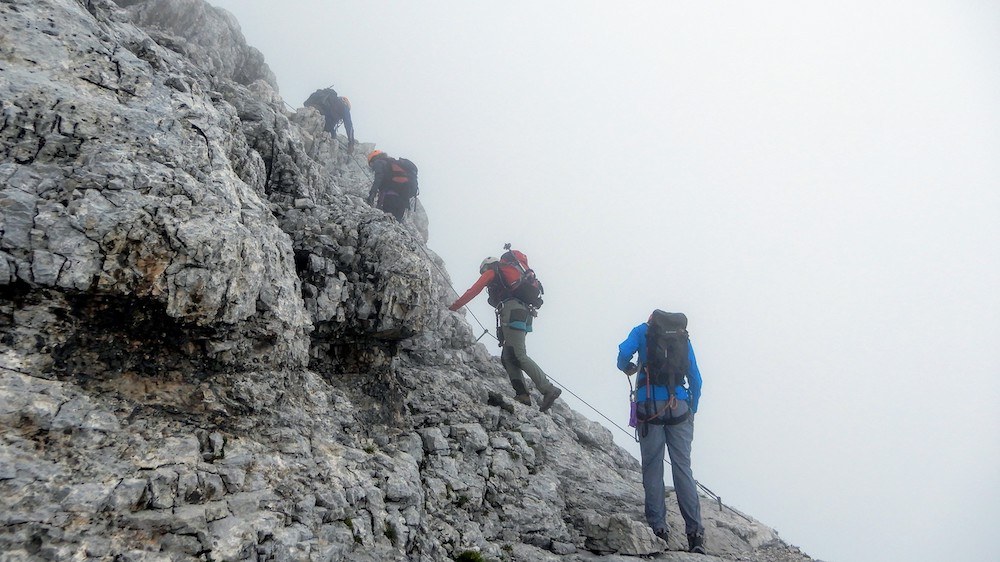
[628, 382, 638, 428]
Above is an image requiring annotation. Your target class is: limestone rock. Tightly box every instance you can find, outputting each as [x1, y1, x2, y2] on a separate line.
[0, 1, 817, 561]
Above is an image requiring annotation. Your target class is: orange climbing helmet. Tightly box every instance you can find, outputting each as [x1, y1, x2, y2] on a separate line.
[367, 150, 385, 166]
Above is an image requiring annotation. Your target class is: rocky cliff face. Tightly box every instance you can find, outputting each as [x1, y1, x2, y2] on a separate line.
[0, 1, 815, 561]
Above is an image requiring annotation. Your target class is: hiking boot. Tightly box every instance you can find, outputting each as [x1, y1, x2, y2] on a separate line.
[539, 387, 562, 412]
[514, 394, 532, 406]
[687, 532, 706, 554]
[653, 528, 669, 543]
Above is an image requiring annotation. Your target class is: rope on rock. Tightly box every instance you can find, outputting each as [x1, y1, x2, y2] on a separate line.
[546, 373, 637, 443]
[343, 141, 374, 181]
[415, 244, 499, 344]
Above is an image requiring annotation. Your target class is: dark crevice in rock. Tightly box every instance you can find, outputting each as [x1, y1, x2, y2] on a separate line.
[321, 361, 408, 433]
[188, 121, 210, 158]
[0, 284, 228, 389]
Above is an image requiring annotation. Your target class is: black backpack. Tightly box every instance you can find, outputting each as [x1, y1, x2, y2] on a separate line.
[387, 157, 419, 199]
[645, 310, 690, 398]
[304, 88, 347, 135]
[305, 88, 338, 111]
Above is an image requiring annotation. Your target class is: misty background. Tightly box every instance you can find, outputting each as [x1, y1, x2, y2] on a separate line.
[207, 2, 999, 561]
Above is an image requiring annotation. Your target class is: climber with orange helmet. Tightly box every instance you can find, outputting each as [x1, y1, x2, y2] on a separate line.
[367, 150, 419, 222]
[304, 87, 355, 152]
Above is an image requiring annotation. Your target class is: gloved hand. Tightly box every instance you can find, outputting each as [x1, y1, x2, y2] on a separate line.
[623, 362, 637, 376]
[448, 302, 461, 312]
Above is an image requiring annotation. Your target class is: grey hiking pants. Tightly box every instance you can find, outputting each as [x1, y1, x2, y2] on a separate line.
[499, 299, 555, 396]
[638, 415, 704, 536]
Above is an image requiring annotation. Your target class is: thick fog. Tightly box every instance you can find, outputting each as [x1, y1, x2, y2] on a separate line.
[208, 2, 1000, 561]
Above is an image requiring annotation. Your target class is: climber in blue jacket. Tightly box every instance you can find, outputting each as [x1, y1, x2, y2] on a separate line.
[617, 311, 706, 554]
[617, 322, 702, 411]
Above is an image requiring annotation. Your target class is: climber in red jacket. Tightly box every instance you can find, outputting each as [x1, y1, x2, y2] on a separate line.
[449, 251, 561, 412]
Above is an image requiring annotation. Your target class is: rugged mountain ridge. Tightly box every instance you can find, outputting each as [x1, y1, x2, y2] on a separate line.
[0, 1, 815, 560]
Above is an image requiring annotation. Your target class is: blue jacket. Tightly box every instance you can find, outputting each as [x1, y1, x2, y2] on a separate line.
[617, 322, 702, 412]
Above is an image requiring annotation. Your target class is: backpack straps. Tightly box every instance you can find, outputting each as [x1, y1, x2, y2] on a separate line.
[489, 262, 514, 302]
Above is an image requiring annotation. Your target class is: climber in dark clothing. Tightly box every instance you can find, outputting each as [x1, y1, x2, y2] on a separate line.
[367, 150, 418, 222]
[304, 87, 355, 152]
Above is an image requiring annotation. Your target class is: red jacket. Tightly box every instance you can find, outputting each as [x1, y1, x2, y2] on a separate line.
[448, 256, 528, 311]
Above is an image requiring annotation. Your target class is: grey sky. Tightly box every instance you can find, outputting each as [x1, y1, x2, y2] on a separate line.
[207, 2, 1000, 560]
